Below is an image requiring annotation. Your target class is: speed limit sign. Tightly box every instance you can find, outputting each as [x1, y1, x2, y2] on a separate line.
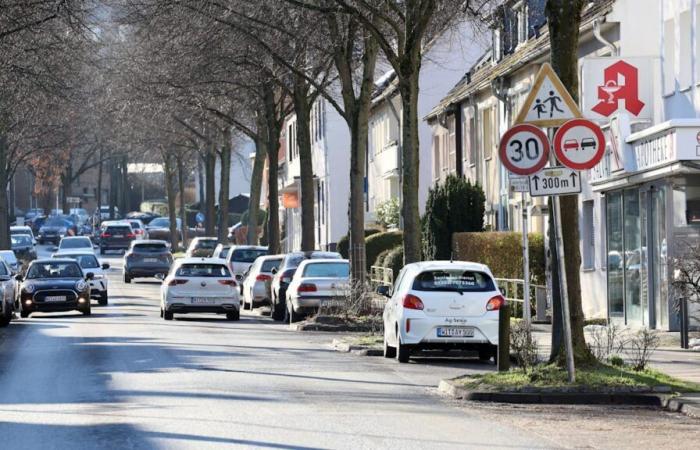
[499, 124, 550, 175]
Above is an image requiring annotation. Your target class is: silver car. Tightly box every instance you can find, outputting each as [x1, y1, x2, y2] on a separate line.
[285, 259, 350, 322]
[240, 255, 283, 310]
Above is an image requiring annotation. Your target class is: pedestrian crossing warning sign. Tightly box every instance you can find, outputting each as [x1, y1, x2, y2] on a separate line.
[515, 63, 582, 127]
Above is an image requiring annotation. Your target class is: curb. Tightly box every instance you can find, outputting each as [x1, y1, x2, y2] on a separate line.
[331, 339, 383, 357]
[666, 397, 700, 418]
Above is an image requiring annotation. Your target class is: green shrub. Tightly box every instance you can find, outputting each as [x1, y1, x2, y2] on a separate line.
[375, 198, 400, 229]
[422, 175, 485, 260]
[383, 245, 404, 279]
[374, 249, 392, 268]
[452, 232, 546, 285]
[365, 231, 403, 272]
[240, 209, 267, 226]
[337, 228, 381, 258]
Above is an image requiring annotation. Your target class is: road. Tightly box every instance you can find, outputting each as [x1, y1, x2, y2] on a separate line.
[0, 246, 697, 449]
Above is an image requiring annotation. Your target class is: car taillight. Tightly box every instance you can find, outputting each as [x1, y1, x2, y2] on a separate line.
[298, 283, 317, 293]
[218, 279, 237, 286]
[167, 279, 188, 286]
[256, 274, 272, 282]
[126, 233, 136, 239]
[402, 294, 424, 310]
[486, 295, 506, 311]
[100, 233, 111, 238]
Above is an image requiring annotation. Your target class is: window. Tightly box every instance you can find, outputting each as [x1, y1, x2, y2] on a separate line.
[468, 110, 477, 165]
[582, 200, 595, 270]
[433, 135, 441, 180]
[680, 11, 691, 89]
[133, 243, 168, 253]
[448, 117, 456, 174]
[481, 106, 496, 159]
[176, 264, 231, 277]
[515, 1, 528, 45]
[230, 248, 268, 263]
[412, 269, 495, 292]
[261, 259, 282, 273]
[302, 262, 350, 278]
[663, 18, 675, 95]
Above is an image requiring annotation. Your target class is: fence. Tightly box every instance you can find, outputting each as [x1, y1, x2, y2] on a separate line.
[369, 265, 393, 288]
[495, 278, 548, 321]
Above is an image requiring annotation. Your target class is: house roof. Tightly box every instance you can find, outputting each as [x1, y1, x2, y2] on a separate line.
[424, 0, 616, 121]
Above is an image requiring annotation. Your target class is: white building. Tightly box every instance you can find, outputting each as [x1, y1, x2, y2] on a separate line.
[194, 135, 253, 207]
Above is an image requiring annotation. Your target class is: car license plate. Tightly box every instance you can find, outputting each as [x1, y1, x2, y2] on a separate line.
[114, 235, 123, 238]
[437, 327, 475, 338]
[144, 258, 158, 263]
[191, 297, 215, 304]
[45, 295, 66, 302]
[322, 299, 344, 308]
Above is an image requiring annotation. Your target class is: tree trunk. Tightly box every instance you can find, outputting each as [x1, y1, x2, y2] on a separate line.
[204, 145, 217, 236]
[247, 120, 267, 245]
[263, 85, 281, 254]
[120, 155, 129, 215]
[109, 159, 118, 220]
[547, 0, 596, 366]
[218, 129, 232, 243]
[293, 80, 315, 251]
[96, 149, 103, 227]
[398, 67, 422, 264]
[164, 152, 179, 251]
[177, 155, 188, 249]
[0, 135, 10, 248]
[61, 166, 71, 215]
[348, 109, 369, 281]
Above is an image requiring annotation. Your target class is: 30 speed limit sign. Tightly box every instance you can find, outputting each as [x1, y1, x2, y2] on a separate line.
[499, 124, 550, 175]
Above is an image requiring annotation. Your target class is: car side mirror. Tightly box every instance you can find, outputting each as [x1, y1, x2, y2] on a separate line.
[271, 267, 278, 275]
[85, 272, 95, 280]
[14, 274, 23, 281]
[101, 263, 110, 270]
[376, 285, 391, 298]
[155, 273, 165, 281]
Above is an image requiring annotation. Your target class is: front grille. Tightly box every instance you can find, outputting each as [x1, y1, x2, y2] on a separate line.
[33, 290, 78, 303]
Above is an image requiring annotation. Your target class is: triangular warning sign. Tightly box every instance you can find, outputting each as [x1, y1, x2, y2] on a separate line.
[515, 63, 582, 127]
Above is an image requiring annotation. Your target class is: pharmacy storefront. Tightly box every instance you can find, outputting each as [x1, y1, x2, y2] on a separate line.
[591, 121, 700, 330]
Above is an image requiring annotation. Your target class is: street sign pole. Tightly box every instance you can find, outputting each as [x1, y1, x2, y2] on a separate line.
[522, 192, 531, 326]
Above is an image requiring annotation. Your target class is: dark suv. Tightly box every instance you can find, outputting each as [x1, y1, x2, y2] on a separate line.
[123, 240, 173, 283]
[270, 251, 341, 321]
[99, 223, 135, 254]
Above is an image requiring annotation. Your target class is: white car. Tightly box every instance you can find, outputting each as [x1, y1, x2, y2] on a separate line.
[57, 236, 94, 253]
[185, 237, 218, 257]
[212, 244, 230, 260]
[52, 251, 110, 305]
[241, 255, 283, 311]
[225, 245, 268, 278]
[0, 250, 20, 274]
[380, 261, 502, 363]
[159, 257, 240, 321]
[126, 219, 146, 240]
[0, 259, 17, 326]
[285, 259, 351, 322]
[10, 225, 37, 245]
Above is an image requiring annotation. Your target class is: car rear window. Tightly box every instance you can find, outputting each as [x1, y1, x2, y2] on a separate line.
[62, 254, 100, 269]
[133, 243, 168, 253]
[61, 239, 91, 249]
[11, 235, 32, 246]
[231, 248, 267, 263]
[261, 259, 282, 273]
[106, 226, 131, 234]
[412, 270, 495, 292]
[196, 240, 218, 249]
[302, 262, 350, 278]
[175, 264, 231, 277]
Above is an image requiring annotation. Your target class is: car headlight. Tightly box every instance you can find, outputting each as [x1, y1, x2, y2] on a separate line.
[24, 283, 35, 294]
[76, 280, 88, 291]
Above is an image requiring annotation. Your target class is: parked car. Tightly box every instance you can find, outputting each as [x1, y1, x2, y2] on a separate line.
[99, 222, 135, 254]
[0, 250, 20, 274]
[123, 240, 173, 283]
[225, 245, 268, 278]
[126, 219, 146, 240]
[240, 254, 283, 311]
[212, 244, 231, 260]
[145, 217, 183, 243]
[159, 257, 240, 321]
[11, 234, 37, 263]
[379, 261, 502, 363]
[37, 217, 75, 245]
[285, 259, 350, 322]
[185, 237, 218, 257]
[0, 259, 17, 326]
[270, 251, 342, 321]
[53, 251, 110, 305]
[57, 236, 94, 254]
[125, 211, 160, 225]
[11, 225, 37, 245]
[17, 259, 94, 317]
[25, 208, 45, 220]
[28, 215, 47, 235]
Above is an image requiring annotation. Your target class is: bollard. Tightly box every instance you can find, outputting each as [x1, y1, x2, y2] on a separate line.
[498, 303, 510, 372]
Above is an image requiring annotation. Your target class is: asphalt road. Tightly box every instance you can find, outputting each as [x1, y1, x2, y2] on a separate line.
[0, 246, 693, 449]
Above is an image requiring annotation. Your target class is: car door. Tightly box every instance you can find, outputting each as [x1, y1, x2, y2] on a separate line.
[384, 267, 408, 345]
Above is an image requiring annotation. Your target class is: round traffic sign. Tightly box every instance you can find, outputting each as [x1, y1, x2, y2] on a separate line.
[553, 119, 605, 170]
[499, 124, 550, 175]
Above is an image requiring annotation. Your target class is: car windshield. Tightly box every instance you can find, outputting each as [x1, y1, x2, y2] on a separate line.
[302, 262, 350, 278]
[412, 269, 495, 292]
[195, 240, 217, 249]
[61, 254, 100, 269]
[133, 243, 168, 253]
[218, 247, 230, 259]
[261, 259, 282, 273]
[11, 235, 32, 246]
[231, 248, 267, 263]
[60, 238, 91, 249]
[27, 262, 82, 279]
[175, 263, 231, 277]
[149, 218, 180, 228]
[45, 218, 67, 227]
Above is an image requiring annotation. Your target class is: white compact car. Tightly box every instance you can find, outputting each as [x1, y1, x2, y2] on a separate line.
[52, 251, 110, 305]
[380, 261, 503, 363]
[185, 237, 219, 257]
[240, 255, 283, 310]
[225, 245, 268, 278]
[0, 259, 17, 327]
[285, 259, 350, 322]
[10, 225, 37, 245]
[57, 236, 94, 254]
[160, 258, 240, 321]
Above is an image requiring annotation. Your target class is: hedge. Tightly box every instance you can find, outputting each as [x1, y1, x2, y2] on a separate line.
[374, 248, 392, 268]
[337, 228, 381, 258]
[452, 232, 545, 285]
[364, 231, 403, 272]
[383, 245, 404, 279]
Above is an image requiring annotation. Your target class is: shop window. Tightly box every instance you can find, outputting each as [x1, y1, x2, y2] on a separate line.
[623, 189, 642, 324]
[582, 200, 595, 270]
[606, 192, 624, 316]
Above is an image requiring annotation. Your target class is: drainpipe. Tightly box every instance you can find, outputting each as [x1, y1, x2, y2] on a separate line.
[491, 76, 510, 231]
[593, 18, 618, 57]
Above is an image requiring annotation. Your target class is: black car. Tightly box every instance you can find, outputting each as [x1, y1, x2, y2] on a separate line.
[270, 251, 342, 321]
[37, 217, 74, 245]
[123, 240, 173, 283]
[17, 259, 93, 317]
[11, 234, 37, 263]
[99, 223, 135, 254]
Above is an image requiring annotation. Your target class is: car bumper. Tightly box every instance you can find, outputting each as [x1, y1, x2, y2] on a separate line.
[126, 266, 170, 278]
[101, 242, 131, 250]
[164, 297, 240, 313]
[396, 314, 499, 347]
[22, 297, 90, 313]
[291, 295, 345, 311]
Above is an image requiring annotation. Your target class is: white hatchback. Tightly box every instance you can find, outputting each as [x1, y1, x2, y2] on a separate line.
[380, 261, 503, 363]
[159, 258, 240, 321]
[57, 236, 94, 254]
[240, 255, 283, 311]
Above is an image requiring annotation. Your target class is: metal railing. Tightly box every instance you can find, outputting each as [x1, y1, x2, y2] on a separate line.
[495, 278, 548, 321]
[369, 265, 393, 288]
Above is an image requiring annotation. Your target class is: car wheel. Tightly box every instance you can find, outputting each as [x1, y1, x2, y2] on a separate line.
[396, 337, 411, 363]
[123, 274, 131, 284]
[226, 311, 240, 321]
[82, 305, 91, 316]
[163, 310, 173, 321]
[383, 331, 396, 358]
[98, 292, 108, 306]
[20, 310, 29, 318]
